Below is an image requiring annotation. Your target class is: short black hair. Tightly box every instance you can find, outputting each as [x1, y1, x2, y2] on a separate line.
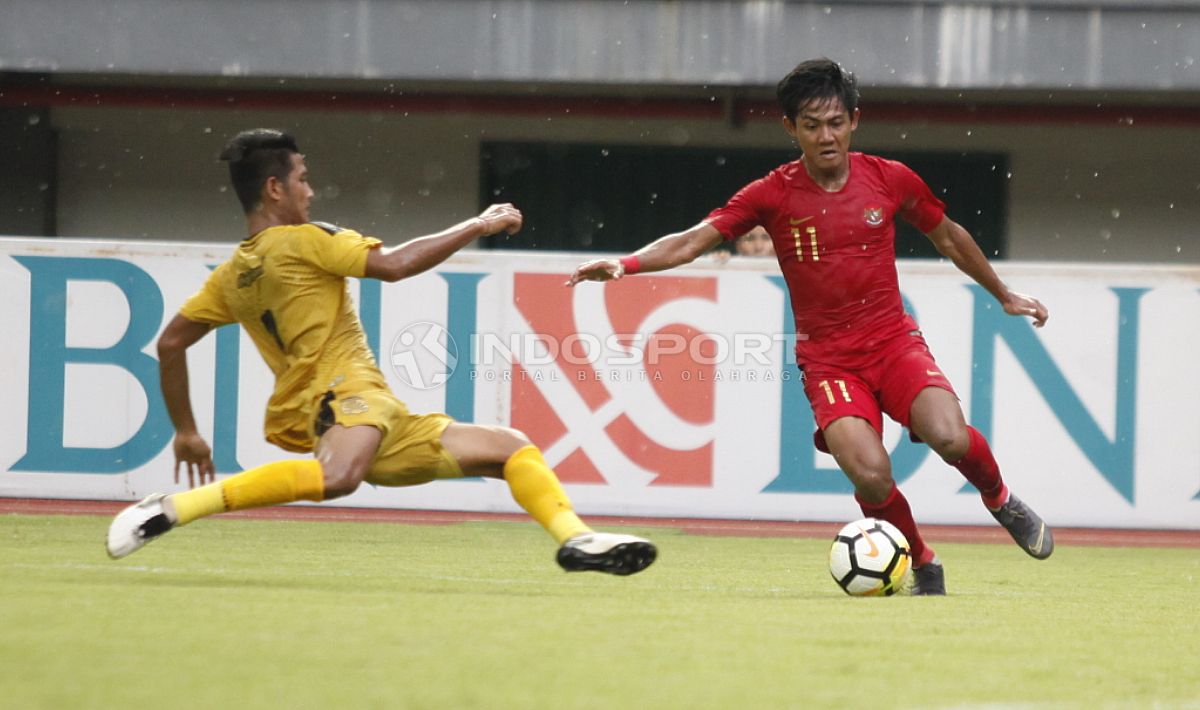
[776, 58, 859, 123]
[219, 129, 300, 213]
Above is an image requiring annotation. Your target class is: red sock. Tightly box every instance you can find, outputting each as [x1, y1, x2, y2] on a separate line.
[856, 483, 935, 567]
[954, 426, 1009, 509]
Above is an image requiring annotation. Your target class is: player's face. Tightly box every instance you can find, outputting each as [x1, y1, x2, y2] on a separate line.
[278, 153, 314, 223]
[783, 98, 860, 177]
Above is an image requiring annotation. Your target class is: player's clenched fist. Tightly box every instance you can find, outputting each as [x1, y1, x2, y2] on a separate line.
[566, 258, 624, 286]
[1001, 291, 1049, 328]
[477, 203, 522, 236]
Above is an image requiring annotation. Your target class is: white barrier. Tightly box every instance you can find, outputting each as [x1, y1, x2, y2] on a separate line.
[1, 237, 1197, 529]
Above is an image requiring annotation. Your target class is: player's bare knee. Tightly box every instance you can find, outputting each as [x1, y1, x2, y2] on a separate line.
[924, 426, 969, 462]
[322, 478, 360, 500]
[499, 426, 533, 452]
[321, 466, 365, 500]
[938, 437, 970, 463]
[853, 469, 894, 503]
[488, 427, 534, 473]
[839, 455, 892, 502]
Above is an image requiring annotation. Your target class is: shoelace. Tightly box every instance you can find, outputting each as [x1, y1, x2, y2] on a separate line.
[1003, 506, 1026, 521]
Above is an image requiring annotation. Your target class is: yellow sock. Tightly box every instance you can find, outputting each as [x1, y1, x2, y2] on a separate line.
[169, 459, 325, 526]
[503, 445, 591, 544]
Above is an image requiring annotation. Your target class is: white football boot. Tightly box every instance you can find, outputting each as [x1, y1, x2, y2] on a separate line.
[556, 532, 657, 576]
[106, 493, 175, 559]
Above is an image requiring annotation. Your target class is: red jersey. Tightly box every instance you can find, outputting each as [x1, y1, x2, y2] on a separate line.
[705, 152, 945, 370]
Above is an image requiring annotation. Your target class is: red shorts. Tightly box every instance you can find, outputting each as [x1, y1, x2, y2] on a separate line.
[803, 329, 956, 453]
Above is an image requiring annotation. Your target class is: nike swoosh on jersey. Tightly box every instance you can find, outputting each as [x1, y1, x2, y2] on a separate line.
[789, 216, 814, 225]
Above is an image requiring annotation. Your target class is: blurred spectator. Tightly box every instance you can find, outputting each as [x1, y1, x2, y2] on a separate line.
[734, 226, 775, 257]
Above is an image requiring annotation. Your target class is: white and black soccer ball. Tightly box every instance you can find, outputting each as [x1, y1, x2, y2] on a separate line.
[829, 518, 912, 597]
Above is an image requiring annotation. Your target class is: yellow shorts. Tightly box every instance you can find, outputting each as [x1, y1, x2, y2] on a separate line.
[312, 384, 463, 487]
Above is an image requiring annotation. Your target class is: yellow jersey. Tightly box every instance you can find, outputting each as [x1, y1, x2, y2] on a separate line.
[179, 222, 384, 452]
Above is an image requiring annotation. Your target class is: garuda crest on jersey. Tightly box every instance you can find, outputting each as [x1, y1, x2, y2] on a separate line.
[863, 206, 885, 227]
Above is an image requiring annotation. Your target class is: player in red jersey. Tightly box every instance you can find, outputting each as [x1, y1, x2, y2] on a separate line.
[568, 58, 1054, 595]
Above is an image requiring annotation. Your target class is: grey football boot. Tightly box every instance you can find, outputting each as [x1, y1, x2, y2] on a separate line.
[911, 560, 946, 596]
[990, 493, 1054, 559]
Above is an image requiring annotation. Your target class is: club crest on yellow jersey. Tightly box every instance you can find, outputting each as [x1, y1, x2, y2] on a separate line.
[339, 396, 370, 415]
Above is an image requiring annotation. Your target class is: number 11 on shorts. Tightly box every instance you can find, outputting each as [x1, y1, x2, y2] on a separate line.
[819, 379, 851, 404]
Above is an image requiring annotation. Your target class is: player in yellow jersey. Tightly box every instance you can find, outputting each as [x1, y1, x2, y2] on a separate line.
[106, 128, 656, 576]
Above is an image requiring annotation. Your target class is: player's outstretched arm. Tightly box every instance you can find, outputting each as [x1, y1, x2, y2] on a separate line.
[364, 203, 522, 282]
[924, 216, 1049, 327]
[567, 222, 724, 286]
[158, 314, 217, 487]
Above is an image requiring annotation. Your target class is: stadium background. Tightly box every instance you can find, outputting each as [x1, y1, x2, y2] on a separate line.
[1, 0, 1198, 530]
[3, 0, 1199, 264]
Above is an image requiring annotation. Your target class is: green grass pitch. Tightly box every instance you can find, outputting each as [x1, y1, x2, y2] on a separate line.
[2, 513, 1198, 709]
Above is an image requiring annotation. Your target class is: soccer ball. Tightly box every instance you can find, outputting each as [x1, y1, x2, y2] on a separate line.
[828, 518, 911, 596]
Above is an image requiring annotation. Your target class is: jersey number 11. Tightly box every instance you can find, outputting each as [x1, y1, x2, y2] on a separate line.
[793, 226, 820, 262]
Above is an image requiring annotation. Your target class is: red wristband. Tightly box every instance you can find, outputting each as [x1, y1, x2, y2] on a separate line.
[619, 255, 641, 275]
